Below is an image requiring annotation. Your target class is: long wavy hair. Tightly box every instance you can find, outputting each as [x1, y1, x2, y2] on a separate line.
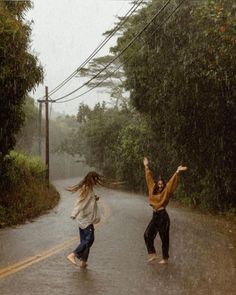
[66, 171, 124, 200]
[153, 176, 166, 195]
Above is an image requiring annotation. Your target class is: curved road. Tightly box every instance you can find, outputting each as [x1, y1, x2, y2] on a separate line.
[0, 178, 235, 295]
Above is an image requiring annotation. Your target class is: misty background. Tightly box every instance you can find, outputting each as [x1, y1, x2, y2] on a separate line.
[27, 0, 132, 115]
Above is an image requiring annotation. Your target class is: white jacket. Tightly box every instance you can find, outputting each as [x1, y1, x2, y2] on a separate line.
[71, 188, 101, 229]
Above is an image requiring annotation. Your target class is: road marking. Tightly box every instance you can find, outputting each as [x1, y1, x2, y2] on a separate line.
[0, 199, 112, 279]
[0, 238, 78, 279]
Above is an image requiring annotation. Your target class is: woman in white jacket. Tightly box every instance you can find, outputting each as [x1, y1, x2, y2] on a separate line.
[66, 171, 102, 268]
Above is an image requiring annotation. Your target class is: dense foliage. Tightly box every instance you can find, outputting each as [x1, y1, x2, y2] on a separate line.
[61, 0, 236, 211]
[109, 0, 236, 210]
[0, 0, 43, 160]
[0, 1, 64, 227]
[59, 103, 131, 176]
[79, 55, 127, 107]
[0, 152, 59, 227]
[59, 102, 175, 191]
[15, 96, 39, 153]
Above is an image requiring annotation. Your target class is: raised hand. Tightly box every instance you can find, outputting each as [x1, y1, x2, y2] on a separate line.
[143, 157, 149, 167]
[176, 165, 188, 173]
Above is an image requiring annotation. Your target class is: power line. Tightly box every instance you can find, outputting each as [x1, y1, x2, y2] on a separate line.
[55, 0, 186, 104]
[54, 63, 123, 104]
[37, 0, 145, 100]
[55, 0, 185, 104]
[53, 0, 172, 103]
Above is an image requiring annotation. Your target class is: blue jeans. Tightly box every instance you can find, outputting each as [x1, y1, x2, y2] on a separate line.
[74, 224, 94, 262]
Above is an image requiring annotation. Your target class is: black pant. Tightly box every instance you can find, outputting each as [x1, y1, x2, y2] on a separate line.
[144, 209, 170, 259]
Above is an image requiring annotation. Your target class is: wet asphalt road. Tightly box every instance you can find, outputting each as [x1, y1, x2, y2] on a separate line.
[0, 178, 235, 295]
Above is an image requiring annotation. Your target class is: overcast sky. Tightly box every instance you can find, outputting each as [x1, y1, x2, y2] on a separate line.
[26, 0, 133, 115]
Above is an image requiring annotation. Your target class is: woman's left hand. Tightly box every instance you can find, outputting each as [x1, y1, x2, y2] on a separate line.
[177, 165, 188, 173]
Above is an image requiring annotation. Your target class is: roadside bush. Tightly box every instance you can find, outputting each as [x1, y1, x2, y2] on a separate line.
[0, 152, 59, 227]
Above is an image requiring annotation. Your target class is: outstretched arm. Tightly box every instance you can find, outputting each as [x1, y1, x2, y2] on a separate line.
[166, 165, 188, 193]
[143, 157, 155, 194]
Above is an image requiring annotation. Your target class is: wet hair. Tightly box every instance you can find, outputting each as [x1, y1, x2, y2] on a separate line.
[78, 171, 102, 189]
[67, 171, 124, 200]
[152, 176, 166, 195]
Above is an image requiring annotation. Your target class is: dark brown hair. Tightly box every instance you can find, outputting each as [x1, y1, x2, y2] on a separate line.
[153, 176, 166, 194]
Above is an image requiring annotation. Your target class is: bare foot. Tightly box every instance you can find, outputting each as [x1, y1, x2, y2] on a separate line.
[147, 253, 158, 262]
[158, 259, 168, 264]
[79, 260, 87, 269]
[67, 253, 77, 266]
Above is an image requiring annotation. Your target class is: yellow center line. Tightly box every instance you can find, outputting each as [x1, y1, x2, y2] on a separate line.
[0, 199, 112, 279]
[0, 237, 78, 279]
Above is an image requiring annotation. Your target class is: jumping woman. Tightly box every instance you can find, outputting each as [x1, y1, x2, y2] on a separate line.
[143, 157, 187, 264]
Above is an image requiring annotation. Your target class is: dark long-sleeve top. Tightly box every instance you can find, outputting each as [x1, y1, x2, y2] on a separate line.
[145, 166, 179, 210]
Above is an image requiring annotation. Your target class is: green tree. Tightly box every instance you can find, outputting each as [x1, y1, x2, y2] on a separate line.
[0, 1, 43, 161]
[78, 102, 132, 176]
[59, 102, 132, 176]
[79, 55, 128, 107]
[56, 0, 236, 211]
[116, 117, 157, 190]
[112, 0, 236, 210]
[15, 95, 38, 153]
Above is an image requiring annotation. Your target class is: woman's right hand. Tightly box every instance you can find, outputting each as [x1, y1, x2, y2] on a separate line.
[143, 157, 149, 167]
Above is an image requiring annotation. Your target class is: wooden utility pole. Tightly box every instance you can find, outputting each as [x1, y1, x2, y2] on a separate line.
[45, 86, 49, 186]
[38, 101, 42, 157]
